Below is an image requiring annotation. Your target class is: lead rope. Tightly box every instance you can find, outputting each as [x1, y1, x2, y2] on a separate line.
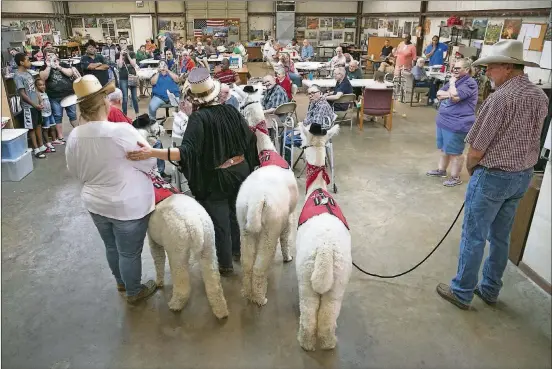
[352, 203, 465, 278]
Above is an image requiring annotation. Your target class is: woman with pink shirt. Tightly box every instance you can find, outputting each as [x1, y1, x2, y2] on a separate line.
[393, 34, 417, 76]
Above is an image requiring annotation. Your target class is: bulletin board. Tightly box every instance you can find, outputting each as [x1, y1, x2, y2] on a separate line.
[529, 23, 547, 51]
[367, 36, 402, 59]
[519, 23, 547, 52]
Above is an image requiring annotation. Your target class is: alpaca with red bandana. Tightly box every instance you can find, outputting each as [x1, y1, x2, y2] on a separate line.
[296, 123, 351, 351]
[237, 97, 299, 306]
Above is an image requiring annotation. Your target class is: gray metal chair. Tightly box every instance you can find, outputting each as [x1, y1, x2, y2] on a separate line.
[269, 102, 297, 154]
[332, 93, 358, 130]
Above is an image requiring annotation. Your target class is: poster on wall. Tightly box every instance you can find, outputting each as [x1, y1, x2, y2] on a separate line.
[249, 30, 264, 41]
[344, 18, 356, 28]
[440, 26, 451, 38]
[462, 18, 473, 38]
[158, 19, 171, 31]
[501, 19, 522, 40]
[70, 18, 84, 28]
[319, 18, 333, 29]
[296, 30, 305, 40]
[333, 31, 343, 40]
[84, 18, 97, 28]
[472, 19, 488, 40]
[344, 32, 354, 43]
[307, 17, 319, 29]
[378, 19, 387, 30]
[403, 21, 412, 36]
[333, 18, 345, 30]
[484, 21, 503, 45]
[397, 26, 404, 38]
[116, 18, 131, 29]
[306, 30, 318, 39]
[387, 19, 395, 33]
[423, 19, 431, 35]
[296, 16, 306, 28]
[43, 20, 51, 34]
[319, 31, 332, 41]
[365, 18, 378, 30]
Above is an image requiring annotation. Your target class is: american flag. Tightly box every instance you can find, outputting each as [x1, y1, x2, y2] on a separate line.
[194, 19, 226, 36]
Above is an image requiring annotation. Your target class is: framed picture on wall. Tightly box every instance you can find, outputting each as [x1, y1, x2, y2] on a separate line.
[334, 18, 345, 30]
[344, 32, 354, 43]
[116, 18, 131, 30]
[472, 19, 488, 40]
[333, 31, 343, 40]
[387, 19, 395, 33]
[319, 18, 333, 29]
[84, 18, 97, 28]
[344, 18, 356, 28]
[501, 19, 522, 40]
[250, 30, 264, 41]
[296, 16, 306, 28]
[306, 30, 318, 39]
[158, 19, 171, 31]
[307, 17, 319, 30]
[484, 21, 503, 45]
[319, 31, 332, 41]
[296, 30, 305, 40]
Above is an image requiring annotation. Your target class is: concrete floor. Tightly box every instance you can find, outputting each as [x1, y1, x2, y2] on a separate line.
[2, 63, 551, 369]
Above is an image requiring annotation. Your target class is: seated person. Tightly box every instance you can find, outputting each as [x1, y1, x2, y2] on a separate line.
[107, 88, 133, 124]
[193, 43, 209, 69]
[283, 84, 334, 164]
[164, 50, 180, 73]
[180, 50, 196, 74]
[346, 60, 363, 97]
[214, 58, 241, 85]
[301, 39, 314, 61]
[287, 38, 301, 53]
[411, 57, 431, 87]
[378, 56, 395, 75]
[374, 71, 386, 84]
[218, 83, 240, 110]
[324, 67, 353, 112]
[329, 47, 347, 70]
[275, 67, 293, 100]
[148, 60, 181, 119]
[261, 74, 289, 115]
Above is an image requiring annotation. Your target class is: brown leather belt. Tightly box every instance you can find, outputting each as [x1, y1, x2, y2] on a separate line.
[216, 155, 245, 169]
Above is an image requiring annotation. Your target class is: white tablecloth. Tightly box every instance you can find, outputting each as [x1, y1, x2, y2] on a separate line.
[137, 69, 157, 80]
[428, 72, 448, 81]
[303, 79, 393, 89]
[139, 59, 160, 65]
[294, 62, 327, 71]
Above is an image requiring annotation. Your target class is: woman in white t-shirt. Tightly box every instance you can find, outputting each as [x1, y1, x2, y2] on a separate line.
[65, 75, 158, 305]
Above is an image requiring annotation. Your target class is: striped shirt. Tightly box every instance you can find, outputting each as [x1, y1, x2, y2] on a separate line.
[465, 74, 548, 172]
[214, 69, 238, 84]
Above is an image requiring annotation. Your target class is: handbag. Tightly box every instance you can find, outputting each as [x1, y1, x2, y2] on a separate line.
[124, 59, 138, 87]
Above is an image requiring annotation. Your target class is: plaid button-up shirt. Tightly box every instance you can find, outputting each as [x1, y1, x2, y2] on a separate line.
[262, 84, 289, 111]
[304, 98, 335, 126]
[465, 74, 548, 172]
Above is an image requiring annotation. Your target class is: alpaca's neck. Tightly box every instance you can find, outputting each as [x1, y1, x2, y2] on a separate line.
[305, 171, 328, 199]
[255, 131, 276, 153]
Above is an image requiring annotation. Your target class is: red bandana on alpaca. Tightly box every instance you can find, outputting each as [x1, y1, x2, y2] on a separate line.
[305, 162, 330, 194]
[259, 150, 289, 169]
[298, 188, 349, 229]
[149, 174, 181, 204]
[249, 120, 269, 135]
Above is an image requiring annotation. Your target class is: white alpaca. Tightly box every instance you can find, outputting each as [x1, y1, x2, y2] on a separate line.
[136, 118, 229, 319]
[236, 99, 299, 306]
[295, 123, 351, 351]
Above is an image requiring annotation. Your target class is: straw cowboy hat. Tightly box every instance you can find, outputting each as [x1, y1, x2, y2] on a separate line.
[472, 40, 540, 68]
[186, 67, 221, 105]
[73, 75, 115, 103]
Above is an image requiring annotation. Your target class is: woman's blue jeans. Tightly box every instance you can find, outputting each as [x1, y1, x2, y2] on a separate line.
[90, 212, 152, 297]
[119, 79, 139, 115]
[288, 72, 302, 88]
[152, 140, 166, 174]
[450, 167, 533, 305]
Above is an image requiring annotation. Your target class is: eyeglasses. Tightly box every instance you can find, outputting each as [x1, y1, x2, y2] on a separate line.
[307, 91, 320, 96]
[452, 67, 462, 71]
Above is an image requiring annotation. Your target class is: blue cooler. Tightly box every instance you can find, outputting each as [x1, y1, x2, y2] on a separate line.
[1, 129, 29, 160]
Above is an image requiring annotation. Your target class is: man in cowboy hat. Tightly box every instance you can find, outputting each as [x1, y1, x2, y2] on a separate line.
[436, 40, 549, 310]
[126, 68, 259, 275]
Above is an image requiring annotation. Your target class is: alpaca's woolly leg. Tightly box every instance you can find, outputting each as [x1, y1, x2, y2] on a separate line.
[251, 229, 279, 306]
[279, 215, 294, 263]
[317, 292, 344, 350]
[240, 232, 257, 300]
[297, 285, 320, 351]
[166, 246, 191, 311]
[199, 227, 229, 319]
[148, 234, 166, 287]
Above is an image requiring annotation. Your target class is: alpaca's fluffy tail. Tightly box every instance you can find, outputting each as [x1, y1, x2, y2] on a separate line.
[245, 195, 265, 234]
[311, 246, 334, 294]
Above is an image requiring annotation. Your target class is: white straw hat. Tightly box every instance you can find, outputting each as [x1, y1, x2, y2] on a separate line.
[186, 67, 221, 105]
[472, 40, 539, 68]
[73, 75, 115, 103]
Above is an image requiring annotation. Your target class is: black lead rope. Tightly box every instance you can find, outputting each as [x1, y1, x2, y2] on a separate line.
[352, 202, 465, 279]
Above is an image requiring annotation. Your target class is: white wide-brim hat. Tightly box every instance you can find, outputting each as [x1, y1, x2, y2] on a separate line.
[73, 75, 115, 103]
[472, 40, 540, 68]
[186, 67, 221, 105]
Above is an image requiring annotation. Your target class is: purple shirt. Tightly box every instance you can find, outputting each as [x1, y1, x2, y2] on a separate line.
[436, 75, 478, 133]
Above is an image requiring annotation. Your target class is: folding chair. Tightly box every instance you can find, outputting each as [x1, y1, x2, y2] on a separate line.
[291, 84, 299, 122]
[332, 93, 358, 130]
[402, 72, 431, 107]
[268, 102, 297, 154]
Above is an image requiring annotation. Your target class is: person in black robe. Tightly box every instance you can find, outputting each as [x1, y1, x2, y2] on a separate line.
[127, 68, 259, 275]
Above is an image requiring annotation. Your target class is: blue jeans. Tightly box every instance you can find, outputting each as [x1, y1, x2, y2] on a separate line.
[153, 140, 165, 174]
[148, 95, 168, 120]
[288, 72, 302, 88]
[450, 167, 533, 304]
[90, 212, 151, 297]
[50, 97, 77, 124]
[119, 79, 139, 115]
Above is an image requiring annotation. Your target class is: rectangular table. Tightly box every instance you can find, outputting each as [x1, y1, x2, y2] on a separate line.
[236, 67, 249, 84]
